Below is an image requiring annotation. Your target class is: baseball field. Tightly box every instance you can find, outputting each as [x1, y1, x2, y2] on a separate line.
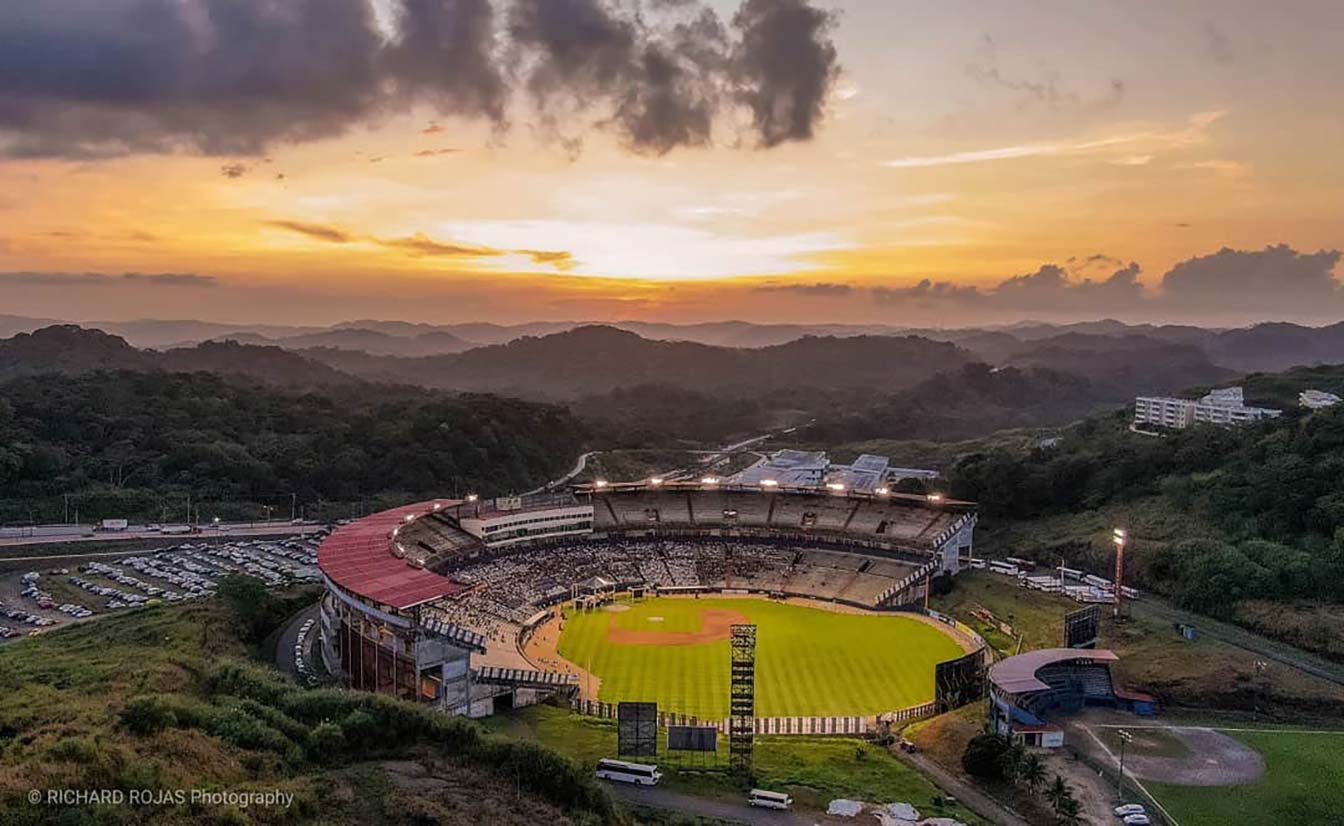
[555, 596, 965, 719]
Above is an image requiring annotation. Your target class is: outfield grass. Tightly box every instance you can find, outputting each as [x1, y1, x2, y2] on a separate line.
[1147, 729, 1344, 826]
[556, 597, 964, 718]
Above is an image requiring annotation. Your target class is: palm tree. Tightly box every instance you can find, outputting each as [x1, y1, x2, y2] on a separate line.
[1020, 751, 1047, 794]
[1056, 794, 1082, 825]
[1045, 775, 1070, 813]
[999, 737, 1027, 783]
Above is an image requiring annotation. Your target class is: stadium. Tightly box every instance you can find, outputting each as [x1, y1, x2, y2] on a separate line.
[316, 479, 984, 729]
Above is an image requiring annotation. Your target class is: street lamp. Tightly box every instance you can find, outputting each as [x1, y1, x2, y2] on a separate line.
[1116, 728, 1133, 800]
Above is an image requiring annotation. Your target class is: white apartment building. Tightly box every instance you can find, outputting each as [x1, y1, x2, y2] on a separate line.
[1134, 387, 1281, 430]
[1300, 389, 1342, 410]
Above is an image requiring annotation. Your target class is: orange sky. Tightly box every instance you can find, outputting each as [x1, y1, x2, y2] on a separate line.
[1, 0, 1342, 326]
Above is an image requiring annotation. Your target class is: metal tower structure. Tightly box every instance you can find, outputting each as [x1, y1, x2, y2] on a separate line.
[729, 624, 757, 774]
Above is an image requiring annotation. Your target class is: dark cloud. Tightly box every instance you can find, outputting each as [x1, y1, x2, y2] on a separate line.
[506, 0, 725, 155]
[871, 279, 981, 306]
[864, 245, 1343, 323]
[755, 282, 853, 297]
[731, 0, 839, 147]
[2, 270, 215, 287]
[265, 220, 354, 243]
[0, 0, 841, 159]
[220, 163, 249, 179]
[1159, 245, 1342, 314]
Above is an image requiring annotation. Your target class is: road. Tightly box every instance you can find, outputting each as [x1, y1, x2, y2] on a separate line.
[275, 603, 321, 677]
[896, 752, 1031, 826]
[1132, 599, 1344, 688]
[0, 521, 318, 549]
[609, 783, 810, 825]
[526, 451, 598, 495]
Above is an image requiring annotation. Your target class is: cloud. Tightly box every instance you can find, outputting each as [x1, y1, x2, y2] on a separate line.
[412, 148, 462, 157]
[1174, 159, 1251, 179]
[754, 281, 853, 297]
[265, 220, 354, 243]
[2, 270, 216, 287]
[375, 233, 501, 258]
[884, 110, 1226, 169]
[731, 0, 840, 147]
[0, 0, 842, 159]
[262, 219, 576, 267]
[966, 34, 1123, 110]
[1159, 245, 1342, 314]
[219, 163, 249, 179]
[119, 272, 218, 286]
[863, 245, 1344, 323]
[518, 249, 577, 270]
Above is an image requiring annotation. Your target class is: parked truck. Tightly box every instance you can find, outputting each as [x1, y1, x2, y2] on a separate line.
[96, 519, 129, 532]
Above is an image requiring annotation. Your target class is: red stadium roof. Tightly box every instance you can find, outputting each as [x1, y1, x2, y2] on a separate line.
[318, 501, 471, 610]
[988, 648, 1119, 694]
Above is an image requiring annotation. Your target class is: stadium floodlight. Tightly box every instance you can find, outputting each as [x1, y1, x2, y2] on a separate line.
[1112, 527, 1126, 546]
[649, 477, 664, 486]
[926, 493, 944, 502]
[701, 476, 720, 485]
[465, 493, 478, 502]
[403, 514, 415, 522]
[875, 486, 890, 495]
[759, 479, 779, 488]
[825, 482, 846, 492]
[432, 502, 441, 510]
[593, 479, 610, 489]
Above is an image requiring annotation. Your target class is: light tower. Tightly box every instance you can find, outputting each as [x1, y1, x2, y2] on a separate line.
[1112, 528, 1127, 619]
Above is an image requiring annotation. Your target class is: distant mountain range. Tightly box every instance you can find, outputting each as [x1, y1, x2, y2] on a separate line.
[6, 312, 1344, 375]
[0, 325, 352, 386]
[5, 315, 1344, 444]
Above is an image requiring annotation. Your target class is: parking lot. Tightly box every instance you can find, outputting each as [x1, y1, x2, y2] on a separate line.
[0, 532, 326, 642]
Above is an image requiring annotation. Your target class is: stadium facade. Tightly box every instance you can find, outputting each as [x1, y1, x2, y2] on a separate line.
[317, 481, 977, 717]
[988, 648, 1156, 748]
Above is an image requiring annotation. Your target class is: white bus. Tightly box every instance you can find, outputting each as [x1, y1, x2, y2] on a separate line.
[748, 789, 793, 810]
[595, 759, 662, 786]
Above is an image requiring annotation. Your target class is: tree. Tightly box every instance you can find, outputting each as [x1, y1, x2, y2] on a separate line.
[999, 737, 1027, 785]
[1019, 751, 1047, 794]
[1045, 775, 1071, 814]
[961, 733, 1010, 780]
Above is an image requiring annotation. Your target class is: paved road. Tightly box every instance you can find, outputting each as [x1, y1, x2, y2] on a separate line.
[896, 752, 1031, 826]
[1132, 599, 1344, 688]
[0, 522, 318, 549]
[275, 603, 321, 677]
[609, 783, 809, 825]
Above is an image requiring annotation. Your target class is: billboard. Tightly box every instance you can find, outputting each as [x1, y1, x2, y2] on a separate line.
[1063, 605, 1101, 649]
[668, 726, 718, 752]
[934, 651, 987, 714]
[617, 702, 658, 757]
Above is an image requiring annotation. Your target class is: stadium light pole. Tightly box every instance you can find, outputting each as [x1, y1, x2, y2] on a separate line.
[1116, 728, 1133, 800]
[1112, 528, 1127, 620]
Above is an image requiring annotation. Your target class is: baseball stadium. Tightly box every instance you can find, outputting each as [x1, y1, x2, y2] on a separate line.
[316, 478, 985, 729]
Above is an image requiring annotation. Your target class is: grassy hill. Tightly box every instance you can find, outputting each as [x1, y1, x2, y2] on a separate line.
[0, 590, 616, 826]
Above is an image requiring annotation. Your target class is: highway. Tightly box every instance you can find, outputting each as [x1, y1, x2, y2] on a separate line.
[0, 521, 319, 549]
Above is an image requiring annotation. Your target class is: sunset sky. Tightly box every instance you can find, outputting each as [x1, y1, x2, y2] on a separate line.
[2, 0, 1342, 326]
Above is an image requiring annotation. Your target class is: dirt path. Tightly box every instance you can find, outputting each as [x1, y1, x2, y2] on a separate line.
[521, 612, 603, 700]
[606, 607, 750, 646]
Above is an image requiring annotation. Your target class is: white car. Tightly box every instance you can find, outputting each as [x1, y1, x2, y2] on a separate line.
[1122, 815, 1151, 826]
[1114, 804, 1146, 817]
